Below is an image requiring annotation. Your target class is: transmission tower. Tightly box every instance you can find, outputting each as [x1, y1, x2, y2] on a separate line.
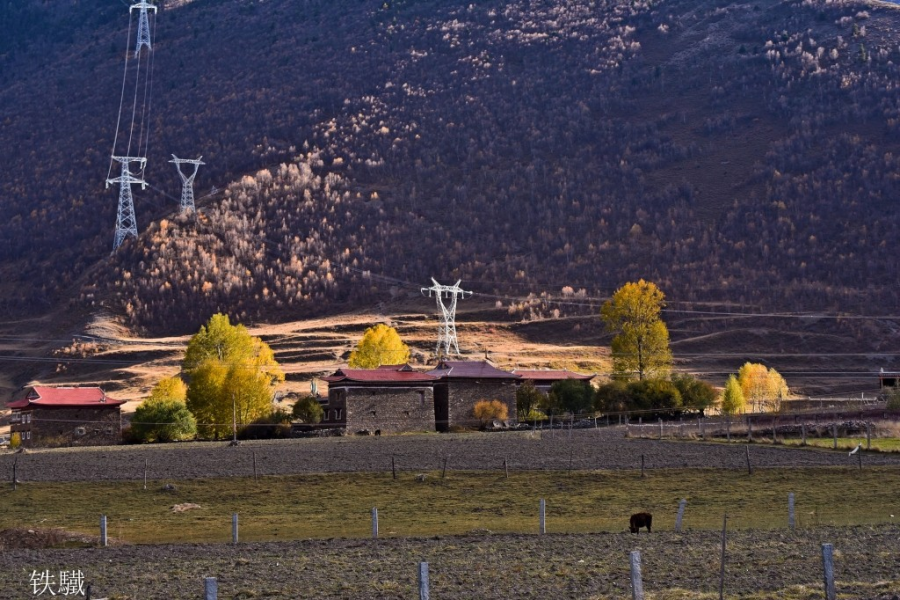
[107, 156, 147, 252]
[170, 155, 204, 213]
[421, 278, 473, 357]
[131, 1, 157, 57]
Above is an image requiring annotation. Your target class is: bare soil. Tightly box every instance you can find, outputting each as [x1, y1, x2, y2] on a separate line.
[0, 527, 897, 599]
[3, 428, 900, 483]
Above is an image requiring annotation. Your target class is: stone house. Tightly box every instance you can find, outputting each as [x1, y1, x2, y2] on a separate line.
[322, 364, 439, 434]
[8, 386, 125, 448]
[427, 360, 520, 431]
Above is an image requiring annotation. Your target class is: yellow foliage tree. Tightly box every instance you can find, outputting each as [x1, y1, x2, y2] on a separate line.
[147, 376, 187, 403]
[473, 400, 509, 425]
[601, 280, 672, 380]
[738, 362, 789, 412]
[348, 323, 410, 368]
[184, 314, 284, 439]
[721, 374, 745, 415]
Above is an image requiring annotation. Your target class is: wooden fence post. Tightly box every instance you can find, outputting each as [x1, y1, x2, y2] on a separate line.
[658, 418, 663, 440]
[232, 513, 238, 544]
[640, 454, 645, 478]
[204, 577, 217, 600]
[726, 417, 731, 441]
[12, 455, 18, 491]
[100, 515, 108, 547]
[833, 423, 838, 449]
[675, 499, 687, 532]
[745, 445, 752, 475]
[143, 459, 148, 490]
[418, 562, 430, 600]
[441, 456, 449, 480]
[392, 455, 397, 480]
[801, 423, 807, 446]
[504, 457, 509, 479]
[788, 493, 795, 530]
[252, 451, 258, 481]
[747, 416, 752, 442]
[698, 416, 704, 440]
[822, 543, 836, 600]
[630, 550, 644, 600]
[539, 499, 546, 535]
[718, 514, 728, 600]
[866, 422, 871, 450]
[371, 507, 378, 539]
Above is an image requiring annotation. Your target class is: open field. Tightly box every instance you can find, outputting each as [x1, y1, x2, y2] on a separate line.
[1, 468, 898, 544]
[4, 428, 900, 483]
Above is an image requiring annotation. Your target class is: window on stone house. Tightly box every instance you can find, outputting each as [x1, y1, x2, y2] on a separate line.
[336, 409, 343, 420]
[418, 391, 425, 406]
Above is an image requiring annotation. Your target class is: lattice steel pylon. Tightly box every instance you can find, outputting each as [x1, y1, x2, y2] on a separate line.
[131, 1, 157, 57]
[170, 155, 204, 213]
[421, 278, 473, 357]
[107, 156, 147, 252]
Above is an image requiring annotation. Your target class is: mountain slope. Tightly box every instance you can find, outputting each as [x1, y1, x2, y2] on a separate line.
[1, 0, 900, 335]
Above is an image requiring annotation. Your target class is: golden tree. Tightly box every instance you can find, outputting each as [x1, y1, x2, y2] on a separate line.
[738, 362, 789, 412]
[601, 280, 672, 380]
[184, 314, 284, 439]
[721, 374, 745, 415]
[348, 323, 410, 368]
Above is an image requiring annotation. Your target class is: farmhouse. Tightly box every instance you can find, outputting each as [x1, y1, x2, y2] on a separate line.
[511, 369, 595, 393]
[321, 364, 438, 434]
[8, 386, 125, 448]
[427, 360, 520, 431]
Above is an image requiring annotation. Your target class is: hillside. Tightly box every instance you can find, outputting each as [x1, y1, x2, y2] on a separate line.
[1, 0, 900, 334]
[2, 0, 900, 401]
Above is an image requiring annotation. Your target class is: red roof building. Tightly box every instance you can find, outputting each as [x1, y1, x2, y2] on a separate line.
[9, 386, 124, 448]
[321, 365, 438, 434]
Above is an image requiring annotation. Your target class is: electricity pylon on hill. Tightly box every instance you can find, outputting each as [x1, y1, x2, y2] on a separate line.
[107, 156, 147, 252]
[170, 155, 204, 213]
[131, 1, 157, 57]
[421, 278, 472, 358]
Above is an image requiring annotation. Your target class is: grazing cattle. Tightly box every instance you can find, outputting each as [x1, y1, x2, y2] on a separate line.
[630, 512, 652, 534]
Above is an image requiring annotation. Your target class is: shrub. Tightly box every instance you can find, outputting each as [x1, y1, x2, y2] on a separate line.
[131, 398, 197, 443]
[9, 432, 21, 449]
[473, 400, 509, 425]
[886, 387, 900, 411]
[239, 409, 292, 440]
[292, 395, 324, 423]
[549, 379, 594, 415]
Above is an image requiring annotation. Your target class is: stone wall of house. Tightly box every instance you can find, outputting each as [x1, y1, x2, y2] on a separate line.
[29, 408, 122, 447]
[344, 387, 435, 434]
[445, 380, 518, 429]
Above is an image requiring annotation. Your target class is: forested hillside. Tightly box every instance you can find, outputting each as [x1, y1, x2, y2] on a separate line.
[2, 0, 900, 333]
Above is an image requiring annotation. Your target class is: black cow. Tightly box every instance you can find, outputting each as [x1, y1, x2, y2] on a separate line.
[630, 512, 652, 534]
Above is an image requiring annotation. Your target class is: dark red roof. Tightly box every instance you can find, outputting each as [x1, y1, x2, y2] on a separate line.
[512, 369, 595, 382]
[427, 360, 520, 380]
[323, 367, 438, 384]
[8, 386, 125, 409]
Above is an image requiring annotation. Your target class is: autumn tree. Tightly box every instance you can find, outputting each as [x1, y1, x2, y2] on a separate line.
[601, 280, 672, 380]
[348, 323, 410, 368]
[721, 374, 745, 415]
[131, 377, 197, 443]
[473, 399, 509, 426]
[737, 363, 789, 412]
[184, 313, 284, 439]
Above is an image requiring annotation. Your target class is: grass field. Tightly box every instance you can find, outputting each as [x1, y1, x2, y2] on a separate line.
[2, 467, 898, 545]
[780, 436, 900, 452]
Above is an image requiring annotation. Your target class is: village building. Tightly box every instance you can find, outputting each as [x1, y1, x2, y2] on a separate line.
[427, 360, 520, 431]
[321, 364, 439, 434]
[8, 386, 125, 448]
[511, 369, 595, 393]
